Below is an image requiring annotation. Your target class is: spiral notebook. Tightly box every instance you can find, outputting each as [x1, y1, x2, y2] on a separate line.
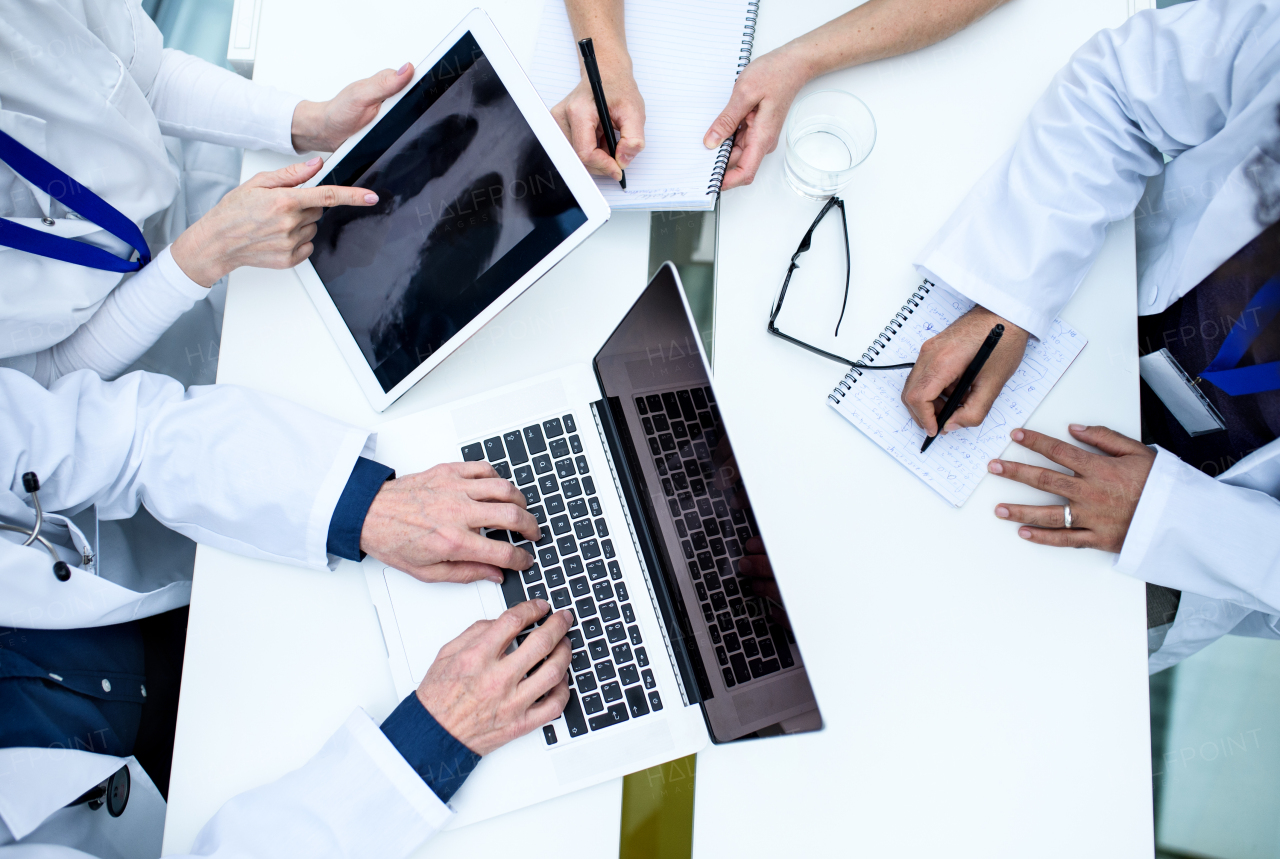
[828, 280, 1088, 507]
[526, 0, 759, 210]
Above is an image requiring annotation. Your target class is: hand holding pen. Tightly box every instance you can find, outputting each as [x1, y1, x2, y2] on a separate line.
[550, 38, 645, 185]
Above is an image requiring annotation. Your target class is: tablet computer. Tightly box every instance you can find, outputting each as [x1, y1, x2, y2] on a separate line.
[294, 9, 610, 411]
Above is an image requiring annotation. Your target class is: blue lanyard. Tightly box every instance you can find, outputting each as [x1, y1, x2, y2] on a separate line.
[1199, 274, 1280, 396]
[0, 129, 151, 272]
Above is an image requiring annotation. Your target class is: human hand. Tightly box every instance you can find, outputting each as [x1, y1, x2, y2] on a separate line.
[360, 462, 541, 584]
[703, 46, 810, 190]
[170, 158, 378, 287]
[551, 63, 645, 181]
[416, 599, 573, 756]
[291, 63, 415, 153]
[900, 305, 1029, 439]
[988, 425, 1156, 552]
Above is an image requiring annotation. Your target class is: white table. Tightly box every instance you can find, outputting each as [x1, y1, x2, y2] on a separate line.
[164, 0, 1154, 856]
[695, 0, 1152, 856]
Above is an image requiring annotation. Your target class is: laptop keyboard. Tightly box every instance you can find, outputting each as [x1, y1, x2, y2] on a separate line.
[461, 411, 663, 746]
[634, 386, 795, 689]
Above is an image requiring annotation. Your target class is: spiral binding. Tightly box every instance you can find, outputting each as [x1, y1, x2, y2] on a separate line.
[707, 0, 761, 195]
[827, 280, 935, 404]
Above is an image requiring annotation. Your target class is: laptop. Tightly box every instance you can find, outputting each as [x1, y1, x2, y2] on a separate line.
[293, 9, 609, 412]
[364, 264, 822, 827]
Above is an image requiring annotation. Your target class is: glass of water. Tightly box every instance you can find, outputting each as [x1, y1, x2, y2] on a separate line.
[783, 90, 876, 199]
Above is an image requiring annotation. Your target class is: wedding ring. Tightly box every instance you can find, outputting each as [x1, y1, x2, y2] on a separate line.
[1063, 504, 1073, 529]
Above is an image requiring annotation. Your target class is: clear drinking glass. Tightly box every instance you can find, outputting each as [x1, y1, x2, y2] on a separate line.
[783, 90, 876, 199]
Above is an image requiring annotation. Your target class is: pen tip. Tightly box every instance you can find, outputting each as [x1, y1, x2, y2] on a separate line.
[620, 170, 627, 190]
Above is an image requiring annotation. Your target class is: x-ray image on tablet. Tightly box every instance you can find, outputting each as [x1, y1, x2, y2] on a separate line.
[294, 15, 609, 410]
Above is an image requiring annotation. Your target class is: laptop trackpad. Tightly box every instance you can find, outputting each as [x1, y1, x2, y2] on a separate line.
[384, 569, 491, 683]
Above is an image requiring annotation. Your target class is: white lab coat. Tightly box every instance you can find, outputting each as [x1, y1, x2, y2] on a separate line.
[0, 0, 302, 385]
[915, 0, 1280, 672]
[0, 368, 455, 857]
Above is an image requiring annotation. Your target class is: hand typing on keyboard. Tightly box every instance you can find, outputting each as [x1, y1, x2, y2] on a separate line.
[361, 462, 541, 584]
[416, 599, 573, 755]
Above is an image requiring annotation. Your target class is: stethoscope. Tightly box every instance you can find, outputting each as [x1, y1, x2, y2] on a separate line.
[1, 472, 78, 581]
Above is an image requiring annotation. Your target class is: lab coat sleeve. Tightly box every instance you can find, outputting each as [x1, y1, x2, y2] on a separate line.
[1117, 446, 1280, 616]
[184, 710, 452, 859]
[145, 49, 302, 154]
[0, 369, 370, 571]
[914, 1, 1261, 340]
[23, 247, 209, 386]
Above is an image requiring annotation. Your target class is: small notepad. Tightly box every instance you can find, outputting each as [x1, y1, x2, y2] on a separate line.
[526, 0, 760, 210]
[828, 281, 1087, 506]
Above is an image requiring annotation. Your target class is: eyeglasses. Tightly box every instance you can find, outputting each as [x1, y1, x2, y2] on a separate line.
[766, 196, 914, 372]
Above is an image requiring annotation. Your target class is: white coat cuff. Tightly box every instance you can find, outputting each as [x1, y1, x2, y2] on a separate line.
[153, 244, 211, 301]
[343, 709, 454, 830]
[313, 429, 377, 570]
[1114, 445, 1179, 579]
[913, 263, 1056, 343]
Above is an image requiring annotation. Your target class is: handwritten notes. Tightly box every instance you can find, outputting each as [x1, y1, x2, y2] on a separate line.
[829, 283, 1087, 506]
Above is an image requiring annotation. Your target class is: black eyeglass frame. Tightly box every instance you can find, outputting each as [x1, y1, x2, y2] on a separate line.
[766, 196, 914, 372]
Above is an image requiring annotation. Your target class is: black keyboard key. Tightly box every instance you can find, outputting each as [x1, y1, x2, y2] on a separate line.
[462, 442, 485, 462]
[522, 566, 543, 585]
[636, 647, 649, 667]
[520, 485, 541, 506]
[648, 691, 663, 711]
[691, 532, 709, 552]
[730, 652, 751, 684]
[771, 625, 794, 668]
[759, 637, 776, 658]
[563, 691, 589, 738]
[691, 388, 707, 410]
[537, 546, 558, 567]
[502, 431, 529, 464]
[672, 420, 687, 439]
[679, 440, 696, 461]
[621, 603, 635, 624]
[527, 583, 548, 601]
[545, 494, 566, 515]
[716, 611, 733, 629]
[556, 535, 577, 556]
[635, 397, 649, 415]
[575, 455, 590, 475]
[696, 582, 708, 602]
[606, 621, 626, 643]
[543, 418, 564, 438]
[654, 455, 667, 476]
[743, 637, 760, 658]
[583, 692, 604, 715]
[589, 639, 610, 660]
[500, 569, 525, 608]
[589, 497, 604, 517]
[514, 464, 535, 486]
[523, 424, 547, 454]
[595, 661, 616, 682]
[737, 526, 753, 544]
[575, 597, 596, 617]
[571, 651, 591, 672]
[570, 576, 590, 598]
[750, 658, 781, 678]
[703, 605, 717, 624]
[704, 572, 721, 591]
[612, 643, 634, 664]
[568, 498, 589, 519]
[531, 455, 551, 477]
[652, 413, 670, 433]
[593, 580, 614, 602]
[648, 437, 662, 457]
[688, 422, 703, 441]
[568, 629, 585, 649]
[591, 517, 608, 539]
[722, 667, 736, 688]
[660, 392, 680, 418]
[681, 540, 694, 560]
[608, 560, 622, 580]
[543, 724, 558, 745]
[551, 515, 571, 536]
[644, 416, 655, 435]
[730, 598, 746, 618]
[569, 434, 582, 454]
[723, 577, 739, 597]
[628, 625, 642, 645]
[610, 581, 628, 603]
[710, 591, 728, 612]
[580, 538, 601, 559]
[624, 683, 649, 717]
[716, 645, 729, 666]
[487, 529, 509, 543]
[726, 538, 742, 558]
[735, 617, 752, 638]
[642, 668, 656, 690]
[601, 682, 623, 703]
[723, 631, 740, 652]
[752, 618, 769, 638]
[599, 601, 621, 622]
[549, 438, 570, 459]
[641, 394, 660, 413]
[583, 476, 596, 495]
[583, 618, 603, 639]
[707, 623, 721, 644]
[576, 671, 597, 693]
[562, 477, 582, 498]
[574, 518, 595, 539]
[551, 588, 571, 609]
[658, 433, 676, 452]
[602, 539, 614, 558]
[679, 493, 695, 512]
[538, 474, 559, 495]
[564, 556, 584, 576]
[587, 560, 607, 580]
[483, 437, 504, 462]
[676, 390, 698, 423]
[710, 537, 725, 556]
[589, 702, 629, 731]
[555, 458, 576, 479]
[563, 414, 577, 432]
[491, 461, 511, 480]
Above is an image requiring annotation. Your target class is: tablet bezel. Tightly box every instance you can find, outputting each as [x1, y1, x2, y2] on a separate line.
[292, 8, 610, 412]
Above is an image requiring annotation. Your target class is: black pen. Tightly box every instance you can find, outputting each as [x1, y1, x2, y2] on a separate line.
[920, 324, 1005, 453]
[578, 38, 626, 190]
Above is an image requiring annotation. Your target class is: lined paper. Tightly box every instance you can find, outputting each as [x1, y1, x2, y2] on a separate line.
[526, 0, 754, 210]
[829, 284, 1087, 507]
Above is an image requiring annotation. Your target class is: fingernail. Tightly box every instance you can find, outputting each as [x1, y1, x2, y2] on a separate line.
[1019, 528, 1032, 539]
[534, 599, 549, 612]
[988, 460, 1003, 474]
[1069, 423, 1086, 433]
[306, 156, 322, 166]
[364, 193, 378, 204]
[1011, 429, 1025, 442]
[704, 134, 720, 149]
[489, 575, 503, 584]
[995, 505, 1009, 519]
[397, 62, 411, 75]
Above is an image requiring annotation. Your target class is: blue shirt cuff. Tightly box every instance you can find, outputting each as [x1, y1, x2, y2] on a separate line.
[326, 456, 395, 561]
[379, 692, 481, 803]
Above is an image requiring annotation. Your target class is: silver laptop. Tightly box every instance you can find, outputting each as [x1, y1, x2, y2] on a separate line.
[364, 264, 822, 827]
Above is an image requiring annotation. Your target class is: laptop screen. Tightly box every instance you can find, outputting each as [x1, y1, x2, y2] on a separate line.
[593, 264, 822, 743]
[310, 31, 588, 392]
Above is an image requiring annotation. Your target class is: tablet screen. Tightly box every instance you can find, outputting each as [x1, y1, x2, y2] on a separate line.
[310, 32, 588, 392]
